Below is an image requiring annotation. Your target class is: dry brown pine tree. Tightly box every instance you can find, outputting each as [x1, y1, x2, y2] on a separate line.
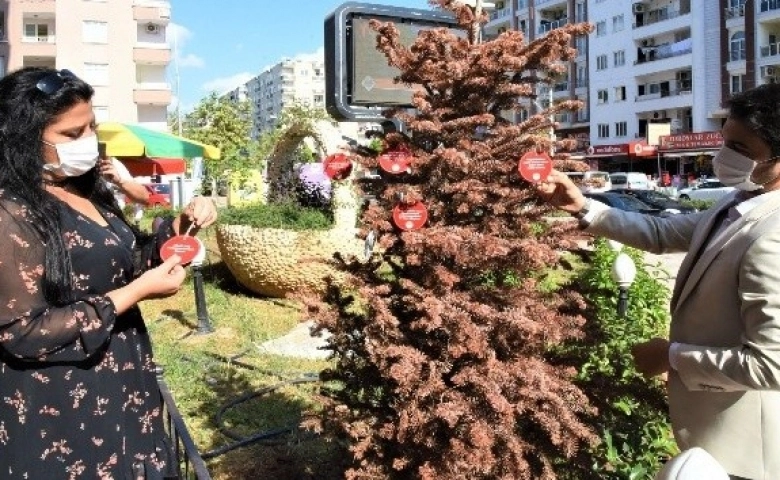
[305, 1, 597, 478]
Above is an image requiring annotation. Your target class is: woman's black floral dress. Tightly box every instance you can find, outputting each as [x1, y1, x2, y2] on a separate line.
[0, 192, 176, 479]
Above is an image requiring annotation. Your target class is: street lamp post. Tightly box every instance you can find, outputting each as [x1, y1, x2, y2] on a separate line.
[611, 252, 637, 318]
[190, 237, 214, 334]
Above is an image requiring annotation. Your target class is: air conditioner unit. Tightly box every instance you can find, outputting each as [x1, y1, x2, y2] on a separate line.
[762, 66, 777, 77]
[145, 23, 160, 34]
[633, 3, 646, 13]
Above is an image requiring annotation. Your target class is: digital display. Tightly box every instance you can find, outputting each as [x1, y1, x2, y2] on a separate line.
[351, 16, 456, 106]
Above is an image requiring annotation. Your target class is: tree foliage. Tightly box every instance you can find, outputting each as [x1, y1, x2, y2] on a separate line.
[304, 1, 598, 479]
[174, 92, 259, 178]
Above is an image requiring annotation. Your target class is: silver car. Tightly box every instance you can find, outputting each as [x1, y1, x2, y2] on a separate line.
[677, 179, 735, 201]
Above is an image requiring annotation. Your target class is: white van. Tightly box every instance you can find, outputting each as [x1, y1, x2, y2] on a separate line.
[609, 172, 651, 190]
[564, 171, 613, 193]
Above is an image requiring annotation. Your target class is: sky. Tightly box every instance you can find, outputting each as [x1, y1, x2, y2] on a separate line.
[167, 0, 433, 113]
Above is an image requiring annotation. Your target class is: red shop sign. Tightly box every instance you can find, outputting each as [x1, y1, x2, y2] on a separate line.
[518, 150, 553, 182]
[323, 153, 353, 180]
[392, 202, 428, 231]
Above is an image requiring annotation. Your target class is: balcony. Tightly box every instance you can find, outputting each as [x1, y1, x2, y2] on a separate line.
[760, 42, 780, 58]
[539, 17, 568, 35]
[636, 87, 692, 102]
[18, 35, 56, 57]
[20, 0, 55, 14]
[133, 0, 171, 24]
[489, 7, 511, 21]
[133, 44, 171, 65]
[761, 0, 780, 13]
[133, 82, 172, 106]
[633, 7, 683, 29]
[636, 38, 693, 65]
[725, 5, 746, 19]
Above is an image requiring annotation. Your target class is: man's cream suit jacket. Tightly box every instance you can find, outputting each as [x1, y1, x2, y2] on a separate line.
[585, 190, 780, 480]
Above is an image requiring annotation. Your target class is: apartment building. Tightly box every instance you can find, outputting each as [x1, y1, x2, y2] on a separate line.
[483, 0, 591, 152]
[0, 0, 172, 131]
[243, 55, 370, 150]
[246, 57, 328, 138]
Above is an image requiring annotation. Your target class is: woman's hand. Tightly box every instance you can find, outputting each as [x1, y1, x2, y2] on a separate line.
[534, 170, 588, 215]
[107, 255, 187, 313]
[174, 196, 218, 235]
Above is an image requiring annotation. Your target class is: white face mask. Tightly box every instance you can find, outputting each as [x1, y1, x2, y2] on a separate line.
[712, 146, 762, 191]
[42, 135, 99, 177]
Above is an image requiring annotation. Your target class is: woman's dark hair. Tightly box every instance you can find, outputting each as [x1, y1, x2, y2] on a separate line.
[726, 83, 780, 157]
[0, 67, 141, 305]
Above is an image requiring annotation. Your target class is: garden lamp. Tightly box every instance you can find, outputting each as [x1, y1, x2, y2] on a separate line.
[611, 252, 637, 318]
[190, 237, 214, 334]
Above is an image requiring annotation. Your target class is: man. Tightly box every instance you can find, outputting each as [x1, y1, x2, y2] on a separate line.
[98, 142, 149, 209]
[536, 83, 780, 480]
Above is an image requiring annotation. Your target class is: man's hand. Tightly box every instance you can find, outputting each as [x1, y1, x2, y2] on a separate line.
[631, 337, 671, 378]
[533, 170, 588, 214]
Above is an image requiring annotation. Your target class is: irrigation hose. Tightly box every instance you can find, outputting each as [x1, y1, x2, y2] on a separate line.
[190, 353, 321, 460]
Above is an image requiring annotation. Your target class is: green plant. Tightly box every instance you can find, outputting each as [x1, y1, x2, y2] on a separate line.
[218, 202, 334, 231]
[553, 239, 678, 479]
[679, 198, 714, 211]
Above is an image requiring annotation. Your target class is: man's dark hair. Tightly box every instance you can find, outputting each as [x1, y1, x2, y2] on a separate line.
[726, 83, 780, 157]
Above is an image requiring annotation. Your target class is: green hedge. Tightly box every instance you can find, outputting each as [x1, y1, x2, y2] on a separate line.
[217, 201, 334, 231]
[554, 239, 678, 479]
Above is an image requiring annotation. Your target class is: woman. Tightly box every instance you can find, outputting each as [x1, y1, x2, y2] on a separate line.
[0, 67, 217, 478]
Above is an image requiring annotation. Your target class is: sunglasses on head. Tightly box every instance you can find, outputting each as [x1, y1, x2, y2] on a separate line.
[35, 69, 79, 95]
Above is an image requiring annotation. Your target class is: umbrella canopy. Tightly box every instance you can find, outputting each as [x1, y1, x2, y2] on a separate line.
[97, 122, 221, 160]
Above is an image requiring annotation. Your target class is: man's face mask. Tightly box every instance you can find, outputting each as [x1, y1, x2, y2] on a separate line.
[711, 146, 763, 192]
[42, 134, 99, 177]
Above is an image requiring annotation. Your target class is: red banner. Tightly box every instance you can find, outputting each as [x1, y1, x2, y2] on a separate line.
[658, 131, 723, 151]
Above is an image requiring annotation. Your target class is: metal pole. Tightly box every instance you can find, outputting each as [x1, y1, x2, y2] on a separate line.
[192, 265, 214, 334]
[173, 28, 182, 136]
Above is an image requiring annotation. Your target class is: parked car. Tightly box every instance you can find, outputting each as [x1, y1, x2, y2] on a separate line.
[585, 192, 678, 217]
[677, 179, 735, 201]
[564, 170, 612, 193]
[142, 183, 171, 207]
[609, 172, 651, 190]
[610, 188, 698, 214]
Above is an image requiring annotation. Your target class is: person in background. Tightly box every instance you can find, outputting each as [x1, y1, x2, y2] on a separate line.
[0, 66, 217, 478]
[98, 141, 150, 210]
[535, 82, 780, 479]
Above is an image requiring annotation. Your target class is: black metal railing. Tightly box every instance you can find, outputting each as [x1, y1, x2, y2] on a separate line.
[157, 371, 213, 480]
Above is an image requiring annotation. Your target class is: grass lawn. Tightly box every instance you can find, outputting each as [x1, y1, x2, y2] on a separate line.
[140, 226, 346, 479]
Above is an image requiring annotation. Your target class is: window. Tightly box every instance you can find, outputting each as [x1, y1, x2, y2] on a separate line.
[596, 20, 606, 37]
[613, 50, 625, 67]
[614, 85, 626, 101]
[731, 74, 746, 94]
[596, 54, 608, 70]
[615, 121, 628, 137]
[0, 56, 5, 77]
[83, 63, 109, 86]
[597, 89, 609, 104]
[93, 106, 109, 122]
[82, 21, 108, 44]
[730, 31, 746, 61]
[598, 124, 610, 138]
[612, 14, 624, 32]
[24, 23, 49, 40]
[0, 11, 5, 40]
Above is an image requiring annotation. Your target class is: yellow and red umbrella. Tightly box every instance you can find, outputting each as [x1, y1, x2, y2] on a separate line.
[97, 122, 221, 160]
